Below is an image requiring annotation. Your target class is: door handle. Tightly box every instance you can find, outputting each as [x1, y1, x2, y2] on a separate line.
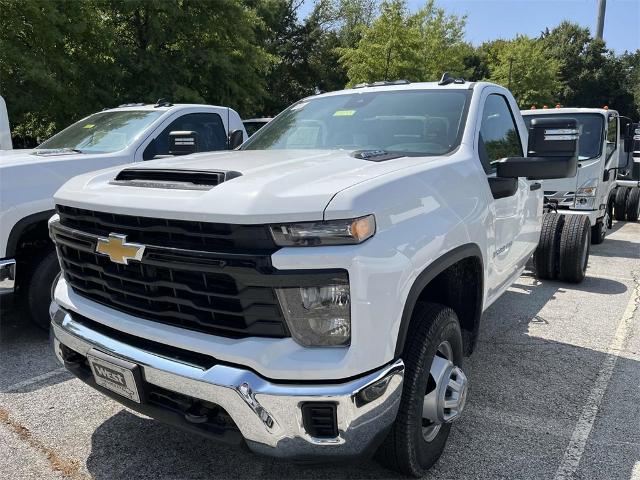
[530, 182, 542, 191]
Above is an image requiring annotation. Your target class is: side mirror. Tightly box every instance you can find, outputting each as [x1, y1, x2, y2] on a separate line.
[624, 123, 638, 153]
[169, 131, 198, 156]
[228, 129, 244, 150]
[497, 118, 578, 180]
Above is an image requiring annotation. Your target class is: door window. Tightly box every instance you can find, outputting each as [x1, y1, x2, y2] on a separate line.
[478, 94, 523, 173]
[606, 115, 617, 162]
[143, 113, 227, 160]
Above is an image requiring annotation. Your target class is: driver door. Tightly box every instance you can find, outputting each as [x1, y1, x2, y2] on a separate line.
[478, 90, 539, 301]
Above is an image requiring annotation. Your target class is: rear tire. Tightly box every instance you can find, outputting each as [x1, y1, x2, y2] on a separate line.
[626, 187, 640, 222]
[377, 303, 464, 477]
[534, 212, 564, 280]
[614, 186, 629, 221]
[558, 215, 590, 283]
[606, 190, 616, 228]
[590, 220, 606, 245]
[26, 250, 60, 330]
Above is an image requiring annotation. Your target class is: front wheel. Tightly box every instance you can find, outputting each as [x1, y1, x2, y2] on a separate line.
[26, 250, 60, 330]
[377, 303, 467, 477]
[559, 215, 590, 283]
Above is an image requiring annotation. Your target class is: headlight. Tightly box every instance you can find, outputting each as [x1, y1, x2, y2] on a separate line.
[276, 284, 351, 346]
[574, 197, 596, 209]
[270, 215, 375, 247]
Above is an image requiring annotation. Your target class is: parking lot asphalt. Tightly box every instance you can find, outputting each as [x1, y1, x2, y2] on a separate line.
[1, 221, 639, 480]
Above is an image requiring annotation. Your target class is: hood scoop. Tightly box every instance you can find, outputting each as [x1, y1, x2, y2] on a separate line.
[111, 168, 242, 191]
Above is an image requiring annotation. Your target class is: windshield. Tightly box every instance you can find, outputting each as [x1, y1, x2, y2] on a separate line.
[242, 90, 470, 156]
[37, 110, 163, 154]
[524, 113, 604, 160]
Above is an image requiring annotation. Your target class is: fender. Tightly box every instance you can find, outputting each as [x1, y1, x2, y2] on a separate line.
[5, 209, 56, 258]
[394, 243, 484, 357]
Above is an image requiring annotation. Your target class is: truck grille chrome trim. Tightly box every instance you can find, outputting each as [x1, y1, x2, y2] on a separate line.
[50, 304, 405, 457]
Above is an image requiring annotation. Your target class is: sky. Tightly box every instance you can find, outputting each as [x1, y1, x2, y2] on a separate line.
[300, 0, 640, 53]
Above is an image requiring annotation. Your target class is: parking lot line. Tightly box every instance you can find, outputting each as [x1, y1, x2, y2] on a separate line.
[554, 272, 639, 480]
[1, 367, 68, 393]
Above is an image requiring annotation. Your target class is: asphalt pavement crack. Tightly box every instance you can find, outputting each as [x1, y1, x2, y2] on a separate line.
[0, 408, 89, 480]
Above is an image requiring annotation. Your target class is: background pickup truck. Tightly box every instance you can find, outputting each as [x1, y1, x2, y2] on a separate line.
[0, 100, 246, 327]
[49, 77, 585, 477]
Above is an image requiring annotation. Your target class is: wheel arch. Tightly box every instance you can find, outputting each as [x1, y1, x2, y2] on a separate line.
[394, 243, 484, 358]
[6, 209, 56, 259]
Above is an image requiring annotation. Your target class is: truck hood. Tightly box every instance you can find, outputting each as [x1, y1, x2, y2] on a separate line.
[55, 149, 425, 224]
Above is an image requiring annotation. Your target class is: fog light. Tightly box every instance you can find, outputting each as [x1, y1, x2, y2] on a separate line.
[276, 285, 351, 347]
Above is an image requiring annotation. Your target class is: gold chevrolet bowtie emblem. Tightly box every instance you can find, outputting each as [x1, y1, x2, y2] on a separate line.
[95, 233, 145, 265]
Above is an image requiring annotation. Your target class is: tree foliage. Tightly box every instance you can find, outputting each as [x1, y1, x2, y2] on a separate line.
[0, 0, 639, 146]
[337, 0, 470, 85]
[487, 35, 562, 107]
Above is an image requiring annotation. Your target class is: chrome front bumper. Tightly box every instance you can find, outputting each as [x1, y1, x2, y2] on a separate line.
[0, 258, 16, 291]
[50, 303, 404, 459]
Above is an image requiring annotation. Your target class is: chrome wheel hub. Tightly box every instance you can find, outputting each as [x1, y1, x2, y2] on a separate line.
[421, 341, 468, 442]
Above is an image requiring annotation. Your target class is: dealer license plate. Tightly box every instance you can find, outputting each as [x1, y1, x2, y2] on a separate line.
[87, 349, 142, 403]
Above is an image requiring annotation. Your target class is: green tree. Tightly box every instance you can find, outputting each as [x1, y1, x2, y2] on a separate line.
[97, 0, 272, 115]
[338, 0, 469, 86]
[541, 22, 638, 117]
[0, 0, 117, 144]
[488, 35, 561, 107]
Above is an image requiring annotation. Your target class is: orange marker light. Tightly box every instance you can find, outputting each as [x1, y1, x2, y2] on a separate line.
[543, 105, 548, 109]
[603, 105, 609, 110]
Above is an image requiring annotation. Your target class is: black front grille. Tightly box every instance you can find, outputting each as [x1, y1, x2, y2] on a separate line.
[56, 205, 277, 253]
[53, 207, 290, 339]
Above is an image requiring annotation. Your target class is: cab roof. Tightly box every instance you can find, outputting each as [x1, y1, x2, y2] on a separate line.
[521, 107, 617, 116]
[102, 103, 231, 113]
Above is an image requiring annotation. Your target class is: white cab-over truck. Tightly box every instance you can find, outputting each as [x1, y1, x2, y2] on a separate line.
[49, 78, 584, 476]
[0, 100, 246, 326]
[521, 108, 634, 244]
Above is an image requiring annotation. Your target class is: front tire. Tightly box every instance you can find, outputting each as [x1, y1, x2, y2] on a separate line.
[558, 215, 590, 283]
[535, 212, 564, 280]
[26, 250, 60, 330]
[377, 303, 466, 477]
[626, 187, 640, 222]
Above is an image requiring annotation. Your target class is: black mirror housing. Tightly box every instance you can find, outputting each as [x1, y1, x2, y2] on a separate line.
[228, 129, 244, 150]
[497, 118, 579, 180]
[527, 117, 579, 157]
[496, 155, 578, 180]
[169, 131, 198, 156]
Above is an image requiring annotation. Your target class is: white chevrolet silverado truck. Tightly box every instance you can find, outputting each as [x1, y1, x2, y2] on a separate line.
[0, 100, 245, 327]
[48, 78, 584, 476]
